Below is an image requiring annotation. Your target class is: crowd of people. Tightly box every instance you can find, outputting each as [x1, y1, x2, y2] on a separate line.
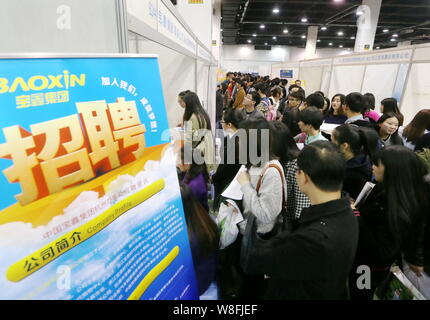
[175, 71, 430, 300]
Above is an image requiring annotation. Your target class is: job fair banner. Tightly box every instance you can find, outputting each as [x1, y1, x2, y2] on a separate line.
[0, 54, 199, 300]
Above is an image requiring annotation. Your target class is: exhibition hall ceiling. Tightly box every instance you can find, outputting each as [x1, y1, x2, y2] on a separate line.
[221, 0, 430, 49]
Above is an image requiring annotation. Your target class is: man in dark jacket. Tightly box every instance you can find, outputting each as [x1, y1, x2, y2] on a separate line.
[245, 141, 359, 299]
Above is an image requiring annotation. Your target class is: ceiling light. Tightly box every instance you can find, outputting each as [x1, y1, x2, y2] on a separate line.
[273, 8, 280, 14]
[329, 42, 333, 46]
[247, 40, 252, 43]
[252, 34, 257, 37]
[265, 42, 268, 45]
[321, 26, 327, 31]
[260, 24, 265, 29]
[273, 36, 277, 40]
[356, 10, 363, 16]
[337, 31, 344, 36]
[391, 38, 397, 42]
[392, 34, 398, 38]
[383, 29, 389, 33]
[317, 39, 321, 42]
[350, 36, 355, 40]
[339, 45, 343, 48]
[301, 35, 306, 39]
[283, 29, 288, 33]
[376, 46, 380, 49]
[334, 0, 344, 2]
[301, 17, 308, 23]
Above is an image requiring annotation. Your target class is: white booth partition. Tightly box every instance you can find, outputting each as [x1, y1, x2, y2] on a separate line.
[400, 44, 430, 124]
[299, 59, 332, 95]
[126, 0, 217, 129]
[272, 44, 430, 123]
[271, 62, 300, 83]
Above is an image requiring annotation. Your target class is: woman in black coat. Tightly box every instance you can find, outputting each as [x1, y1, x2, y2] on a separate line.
[331, 125, 379, 200]
[349, 146, 430, 300]
[212, 108, 245, 209]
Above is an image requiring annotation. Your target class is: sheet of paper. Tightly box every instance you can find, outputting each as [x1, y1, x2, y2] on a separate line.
[354, 181, 375, 207]
[221, 165, 246, 200]
[320, 122, 340, 135]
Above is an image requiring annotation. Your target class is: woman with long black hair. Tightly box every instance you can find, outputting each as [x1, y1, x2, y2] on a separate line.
[350, 146, 430, 300]
[324, 94, 348, 125]
[180, 182, 219, 299]
[380, 98, 404, 126]
[270, 121, 310, 224]
[375, 113, 404, 147]
[181, 91, 214, 173]
[332, 124, 379, 200]
[399, 109, 430, 150]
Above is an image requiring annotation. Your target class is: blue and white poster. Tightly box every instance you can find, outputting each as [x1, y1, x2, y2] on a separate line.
[0, 55, 199, 300]
[280, 69, 293, 79]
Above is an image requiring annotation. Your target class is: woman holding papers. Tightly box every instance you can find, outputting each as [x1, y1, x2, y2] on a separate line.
[349, 146, 430, 300]
[212, 108, 245, 209]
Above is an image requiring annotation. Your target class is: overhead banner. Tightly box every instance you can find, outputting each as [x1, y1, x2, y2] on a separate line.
[0, 55, 199, 300]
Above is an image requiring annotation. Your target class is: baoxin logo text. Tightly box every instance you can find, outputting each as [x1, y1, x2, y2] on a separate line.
[0, 71, 86, 94]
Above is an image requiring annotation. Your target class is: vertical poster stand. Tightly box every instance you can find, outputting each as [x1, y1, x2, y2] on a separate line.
[0, 54, 199, 300]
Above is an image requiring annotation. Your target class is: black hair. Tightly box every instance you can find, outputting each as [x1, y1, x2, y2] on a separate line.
[403, 109, 430, 144]
[364, 93, 376, 111]
[315, 91, 325, 97]
[238, 117, 274, 169]
[179, 90, 191, 96]
[329, 93, 346, 116]
[323, 97, 331, 115]
[249, 91, 261, 105]
[269, 121, 300, 165]
[223, 108, 246, 129]
[179, 182, 219, 258]
[381, 97, 404, 126]
[288, 90, 305, 102]
[270, 86, 282, 98]
[270, 78, 281, 87]
[332, 124, 379, 159]
[299, 106, 324, 130]
[234, 78, 244, 87]
[254, 82, 270, 96]
[280, 79, 288, 86]
[345, 92, 365, 113]
[288, 84, 301, 93]
[376, 112, 403, 145]
[372, 146, 430, 245]
[305, 93, 325, 110]
[297, 141, 346, 192]
[182, 91, 212, 130]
